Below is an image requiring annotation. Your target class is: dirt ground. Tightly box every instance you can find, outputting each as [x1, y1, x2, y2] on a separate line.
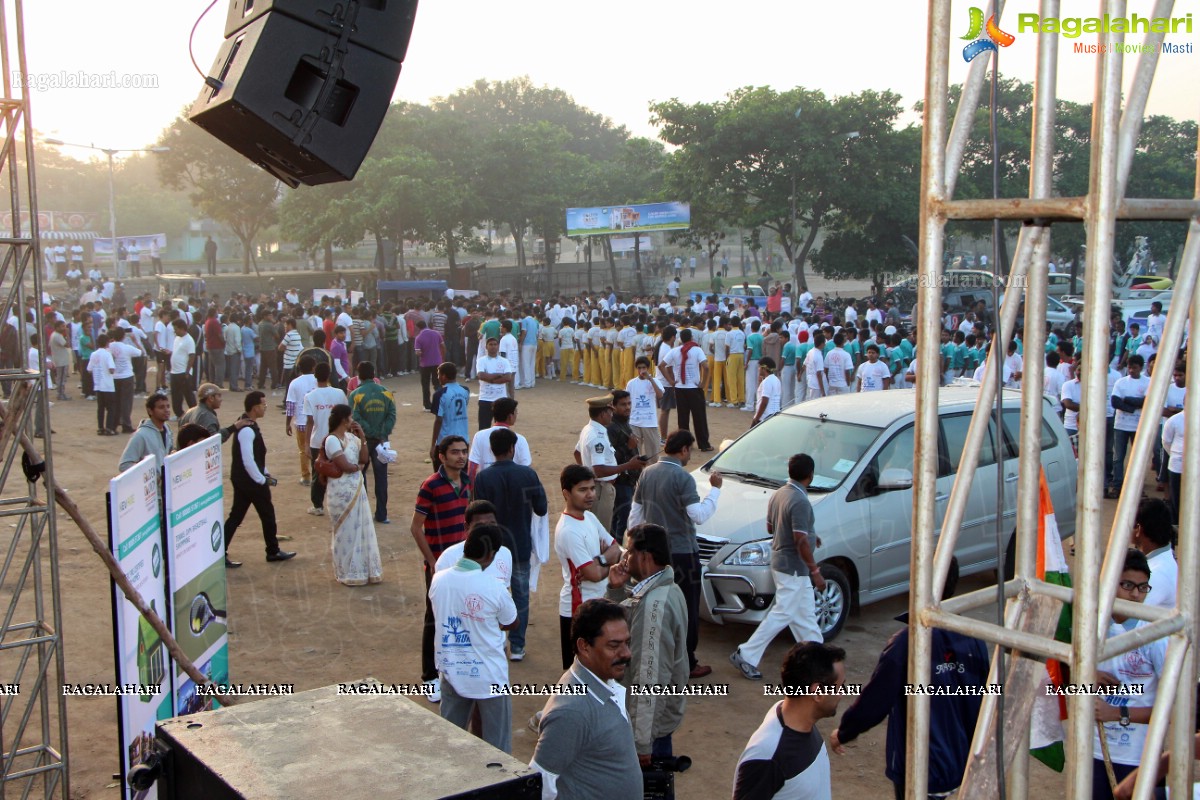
[41, 363, 1085, 799]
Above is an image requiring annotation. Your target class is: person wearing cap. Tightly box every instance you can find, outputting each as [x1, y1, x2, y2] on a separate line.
[574, 395, 647, 534]
[180, 383, 253, 443]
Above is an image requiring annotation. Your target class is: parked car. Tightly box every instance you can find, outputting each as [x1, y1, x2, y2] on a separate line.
[999, 294, 1079, 329]
[691, 387, 1078, 640]
[886, 270, 1005, 312]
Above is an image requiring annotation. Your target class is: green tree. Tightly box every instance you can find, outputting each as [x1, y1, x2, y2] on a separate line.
[652, 86, 904, 292]
[278, 181, 358, 271]
[156, 117, 279, 274]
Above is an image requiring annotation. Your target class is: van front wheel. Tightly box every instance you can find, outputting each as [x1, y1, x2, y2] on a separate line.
[814, 564, 851, 641]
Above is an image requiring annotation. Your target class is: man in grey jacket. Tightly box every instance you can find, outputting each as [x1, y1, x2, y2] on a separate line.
[530, 599, 642, 800]
[606, 523, 689, 764]
[118, 393, 174, 473]
[179, 383, 251, 443]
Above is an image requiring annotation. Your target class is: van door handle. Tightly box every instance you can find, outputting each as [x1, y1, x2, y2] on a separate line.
[1004, 474, 1018, 483]
[935, 493, 949, 502]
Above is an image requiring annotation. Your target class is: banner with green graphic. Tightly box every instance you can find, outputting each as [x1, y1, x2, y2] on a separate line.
[108, 455, 171, 800]
[163, 434, 229, 716]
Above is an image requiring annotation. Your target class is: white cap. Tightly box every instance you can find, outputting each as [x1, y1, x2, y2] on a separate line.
[884, 325, 897, 336]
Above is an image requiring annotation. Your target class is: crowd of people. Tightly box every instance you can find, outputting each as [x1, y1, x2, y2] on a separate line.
[0, 269, 1189, 799]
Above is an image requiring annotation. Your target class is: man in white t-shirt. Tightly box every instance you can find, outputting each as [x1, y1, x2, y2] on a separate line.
[625, 357, 663, 459]
[751, 358, 782, 426]
[1130, 498, 1176, 609]
[302, 362, 348, 515]
[855, 343, 892, 392]
[1145, 302, 1166, 342]
[1093, 548, 1166, 788]
[168, 319, 196, 418]
[88, 334, 118, 434]
[1042, 353, 1066, 415]
[1110, 354, 1150, 498]
[823, 333, 852, 396]
[468, 396, 532, 479]
[429, 523, 519, 753]
[476, 336, 514, 431]
[798, 289, 814, 315]
[1060, 374, 1081, 437]
[554, 464, 621, 670]
[804, 333, 827, 399]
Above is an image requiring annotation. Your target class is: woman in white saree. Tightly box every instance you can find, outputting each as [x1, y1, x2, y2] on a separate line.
[323, 404, 382, 586]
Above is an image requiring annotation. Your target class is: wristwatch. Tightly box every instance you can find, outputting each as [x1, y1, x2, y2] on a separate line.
[1118, 702, 1130, 728]
[595, 553, 608, 567]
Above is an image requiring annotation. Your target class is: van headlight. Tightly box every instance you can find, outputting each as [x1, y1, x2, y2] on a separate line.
[724, 540, 773, 566]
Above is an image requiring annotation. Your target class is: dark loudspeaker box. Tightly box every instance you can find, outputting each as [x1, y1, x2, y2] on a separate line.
[223, 0, 416, 62]
[188, 1, 416, 187]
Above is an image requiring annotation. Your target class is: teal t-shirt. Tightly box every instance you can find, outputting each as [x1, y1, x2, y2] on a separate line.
[796, 343, 813, 366]
[480, 318, 501, 342]
[746, 332, 764, 360]
[940, 342, 955, 370]
[782, 342, 797, 367]
[1044, 332, 1058, 355]
[845, 340, 861, 365]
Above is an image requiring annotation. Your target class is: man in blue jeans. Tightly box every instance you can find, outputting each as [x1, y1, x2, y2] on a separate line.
[1109, 354, 1150, 499]
[471, 427, 547, 662]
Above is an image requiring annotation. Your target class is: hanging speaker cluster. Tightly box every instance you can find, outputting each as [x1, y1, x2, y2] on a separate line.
[187, 0, 418, 187]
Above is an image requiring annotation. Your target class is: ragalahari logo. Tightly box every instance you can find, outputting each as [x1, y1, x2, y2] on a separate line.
[962, 7, 1016, 62]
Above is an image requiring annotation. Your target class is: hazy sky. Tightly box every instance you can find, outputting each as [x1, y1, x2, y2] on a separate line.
[20, 0, 1198, 161]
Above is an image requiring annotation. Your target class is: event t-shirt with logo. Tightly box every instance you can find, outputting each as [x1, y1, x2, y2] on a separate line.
[302, 385, 348, 444]
[555, 511, 615, 618]
[625, 375, 661, 429]
[435, 543, 513, 589]
[1093, 618, 1167, 766]
[824, 347, 851, 389]
[475, 355, 513, 403]
[856, 361, 890, 392]
[428, 562, 517, 700]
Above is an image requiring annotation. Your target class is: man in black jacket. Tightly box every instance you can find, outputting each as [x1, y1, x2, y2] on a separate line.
[831, 616, 990, 799]
[224, 391, 296, 567]
[472, 427, 548, 663]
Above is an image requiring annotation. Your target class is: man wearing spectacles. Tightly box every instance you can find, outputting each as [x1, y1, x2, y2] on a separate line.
[1092, 548, 1166, 800]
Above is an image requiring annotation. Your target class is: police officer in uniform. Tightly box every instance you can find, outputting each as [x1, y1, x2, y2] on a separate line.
[573, 394, 646, 533]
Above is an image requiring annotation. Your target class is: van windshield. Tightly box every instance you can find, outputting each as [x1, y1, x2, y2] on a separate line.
[709, 414, 883, 491]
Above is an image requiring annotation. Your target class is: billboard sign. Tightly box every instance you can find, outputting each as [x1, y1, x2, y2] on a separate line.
[566, 201, 690, 237]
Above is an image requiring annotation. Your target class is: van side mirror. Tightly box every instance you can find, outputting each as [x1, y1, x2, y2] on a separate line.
[877, 468, 914, 491]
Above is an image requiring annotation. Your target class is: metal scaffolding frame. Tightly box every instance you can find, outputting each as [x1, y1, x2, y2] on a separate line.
[909, 0, 1198, 798]
[0, 0, 70, 796]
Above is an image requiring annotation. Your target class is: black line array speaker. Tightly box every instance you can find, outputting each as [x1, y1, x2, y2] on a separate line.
[188, 0, 417, 187]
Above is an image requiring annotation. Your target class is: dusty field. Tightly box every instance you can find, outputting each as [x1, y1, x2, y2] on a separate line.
[40, 366, 1081, 799]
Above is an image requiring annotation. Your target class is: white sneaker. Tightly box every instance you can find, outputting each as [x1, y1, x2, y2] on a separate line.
[726, 403, 738, 408]
[708, 402, 721, 408]
[425, 677, 440, 703]
[307, 507, 324, 516]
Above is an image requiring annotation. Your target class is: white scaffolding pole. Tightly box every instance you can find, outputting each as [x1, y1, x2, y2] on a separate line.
[912, 0, 1199, 797]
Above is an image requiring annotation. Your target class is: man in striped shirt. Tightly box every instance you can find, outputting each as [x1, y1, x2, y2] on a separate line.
[278, 317, 304, 389]
[409, 435, 472, 703]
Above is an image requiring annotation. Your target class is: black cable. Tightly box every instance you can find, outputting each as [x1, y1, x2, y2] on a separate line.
[189, 0, 223, 90]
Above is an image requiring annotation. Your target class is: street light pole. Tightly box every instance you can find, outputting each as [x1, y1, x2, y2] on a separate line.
[105, 149, 117, 278]
[42, 139, 169, 280]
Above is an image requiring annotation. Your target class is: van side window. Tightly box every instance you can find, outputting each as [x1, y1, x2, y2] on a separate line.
[940, 413, 998, 476]
[1000, 408, 1056, 455]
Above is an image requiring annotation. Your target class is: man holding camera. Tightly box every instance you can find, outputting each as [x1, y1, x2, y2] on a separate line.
[224, 390, 296, 565]
[606, 523, 689, 766]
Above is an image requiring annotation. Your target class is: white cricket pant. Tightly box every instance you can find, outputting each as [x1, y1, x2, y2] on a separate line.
[738, 570, 823, 668]
[780, 365, 796, 407]
[520, 344, 537, 388]
[744, 359, 759, 407]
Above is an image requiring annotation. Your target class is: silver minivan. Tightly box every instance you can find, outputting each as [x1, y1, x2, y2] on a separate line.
[692, 387, 1077, 640]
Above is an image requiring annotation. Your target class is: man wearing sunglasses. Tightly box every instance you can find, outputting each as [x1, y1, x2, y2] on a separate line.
[1091, 548, 1166, 800]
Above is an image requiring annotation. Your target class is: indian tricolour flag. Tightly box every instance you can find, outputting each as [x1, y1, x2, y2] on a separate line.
[1030, 468, 1073, 771]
